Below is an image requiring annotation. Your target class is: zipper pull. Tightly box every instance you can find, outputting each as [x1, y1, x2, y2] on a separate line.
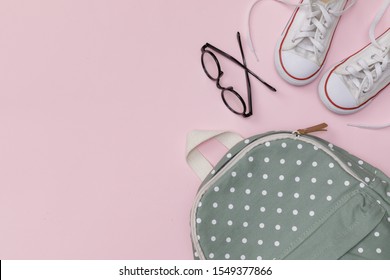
[294, 123, 328, 136]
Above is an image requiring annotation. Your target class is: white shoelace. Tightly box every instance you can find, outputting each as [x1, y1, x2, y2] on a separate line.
[345, 0, 390, 95]
[348, 122, 390, 129]
[248, 0, 357, 61]
[347, 0, 390, 130]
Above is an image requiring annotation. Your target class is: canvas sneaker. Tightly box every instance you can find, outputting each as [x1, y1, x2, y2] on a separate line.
[318, 0, 390, 114]
[274, 0, 356, 86]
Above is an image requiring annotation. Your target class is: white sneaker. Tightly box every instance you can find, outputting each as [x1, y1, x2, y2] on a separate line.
[274, 0, 356, 86]
[319, 0, 390, 114]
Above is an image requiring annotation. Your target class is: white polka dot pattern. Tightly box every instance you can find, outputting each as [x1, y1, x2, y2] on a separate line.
[194, 137, 390, 260]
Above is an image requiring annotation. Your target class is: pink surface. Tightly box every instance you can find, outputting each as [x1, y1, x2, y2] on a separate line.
[0, 0, 389, 259]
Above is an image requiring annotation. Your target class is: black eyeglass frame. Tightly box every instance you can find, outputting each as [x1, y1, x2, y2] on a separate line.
[201, 32, 276, 118]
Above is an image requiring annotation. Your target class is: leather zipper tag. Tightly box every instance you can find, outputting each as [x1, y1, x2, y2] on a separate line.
[297, 123, 328, 135]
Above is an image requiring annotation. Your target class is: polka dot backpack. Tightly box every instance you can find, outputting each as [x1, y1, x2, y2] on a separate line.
[186, 124, 390, 260]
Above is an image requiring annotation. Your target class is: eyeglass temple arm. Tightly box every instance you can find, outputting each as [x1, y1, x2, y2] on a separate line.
[237, 32, 253, 117]
[204, 44, 277, 92]
[247, 69, 276, 92]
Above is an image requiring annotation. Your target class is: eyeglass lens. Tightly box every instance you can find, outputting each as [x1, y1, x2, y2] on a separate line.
[201, 51, 221, 81]
[222, 88, 246, 115]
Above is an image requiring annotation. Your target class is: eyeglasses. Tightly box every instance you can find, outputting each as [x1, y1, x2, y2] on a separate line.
[201, 32, 276, 118]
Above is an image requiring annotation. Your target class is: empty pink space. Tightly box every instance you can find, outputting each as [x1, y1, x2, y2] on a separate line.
[0, 0, 389, 259]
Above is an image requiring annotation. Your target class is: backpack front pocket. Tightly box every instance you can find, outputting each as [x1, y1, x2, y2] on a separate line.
[281, 191, 385, 260]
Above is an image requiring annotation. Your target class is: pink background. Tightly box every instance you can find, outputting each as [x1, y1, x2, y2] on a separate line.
[0, 0, 389, 259]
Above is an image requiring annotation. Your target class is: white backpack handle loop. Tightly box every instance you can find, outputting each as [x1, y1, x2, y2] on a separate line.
[186, 130, 243, 181]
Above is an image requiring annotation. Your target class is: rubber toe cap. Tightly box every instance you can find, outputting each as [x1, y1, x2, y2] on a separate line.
[325, 73, 357, 109]
[280, 51, 320, 79]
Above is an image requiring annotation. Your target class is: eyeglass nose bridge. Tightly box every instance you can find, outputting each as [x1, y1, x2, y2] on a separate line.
[215, 77, 225, 90]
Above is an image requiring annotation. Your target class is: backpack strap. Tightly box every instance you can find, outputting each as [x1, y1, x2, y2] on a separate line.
[186, 130, 243, 181]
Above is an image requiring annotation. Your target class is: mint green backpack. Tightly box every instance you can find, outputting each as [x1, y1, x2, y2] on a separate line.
[186, 125, 390, 260]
